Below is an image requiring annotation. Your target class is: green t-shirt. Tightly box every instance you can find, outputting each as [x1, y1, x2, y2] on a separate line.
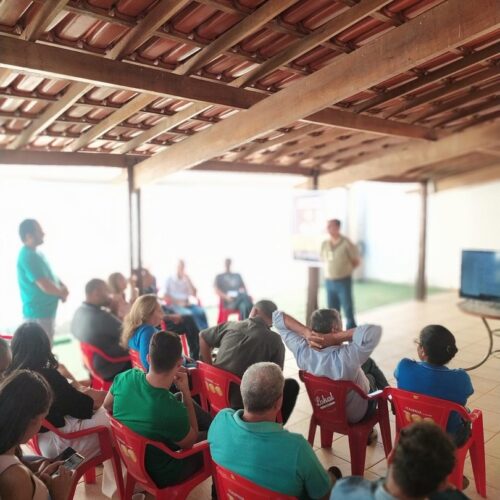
[208, 409, 331, 499]
[110, 369, 190, 486]
[17, 246, 59, 319]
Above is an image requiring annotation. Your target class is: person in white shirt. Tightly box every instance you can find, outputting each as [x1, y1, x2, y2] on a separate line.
[273, 308, 388, 424]
[163, 260, 208, 330]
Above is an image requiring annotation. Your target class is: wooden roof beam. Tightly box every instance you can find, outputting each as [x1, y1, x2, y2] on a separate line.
[317, 119, 500, 188]
[0, 36, 435, 144]
[133, 0, 499, 187]
[174, 0, 299, 76]
[231, 0, 393, 88]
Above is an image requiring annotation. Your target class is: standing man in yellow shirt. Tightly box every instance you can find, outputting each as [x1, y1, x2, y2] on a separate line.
[320, 219, 360, 329]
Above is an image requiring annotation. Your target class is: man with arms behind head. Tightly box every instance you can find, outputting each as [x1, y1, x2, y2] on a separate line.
[200, 299, 299, 423]
[321, 219, 359, 329]
[104, 331, 211, 488]
[331, 421, 467, 499]
[17, 219, 68, 343]
[71, 279, 131, 381]
[209, 362, 337, 499]
[274, 308, 388, 426]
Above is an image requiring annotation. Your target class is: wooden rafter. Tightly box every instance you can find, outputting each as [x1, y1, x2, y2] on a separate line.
[174, 0, 299, 76]
[106, 0, 190, 60]
[6, 82, 91, 150]
[352, 41, 500, 114]
[304, 108, 434, 139]
[64, 94, 156, 152]
[231, 0, 393, 88]
[133, 0, 500, 187]
[0, 36, 435, 145]
[317, 120, 500, 188]
[383, 67, 500, 119]
[21, 0, 69, 42]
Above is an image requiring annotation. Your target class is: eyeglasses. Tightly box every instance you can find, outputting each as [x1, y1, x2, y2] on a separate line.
[413, 339, 422, 347]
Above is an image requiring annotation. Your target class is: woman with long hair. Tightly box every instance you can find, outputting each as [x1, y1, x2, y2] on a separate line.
[121, 294, 165, 371]
[7, 322, 116, 497]
[0, 369, 72, 500]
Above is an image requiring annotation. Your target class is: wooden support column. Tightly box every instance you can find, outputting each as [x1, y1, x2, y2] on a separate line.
[127, 162, 143, 293]
[415, 181, 428, 301]
[306, 170, 320, 322]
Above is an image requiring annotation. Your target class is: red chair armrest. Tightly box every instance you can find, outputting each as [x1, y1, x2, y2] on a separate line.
[44, 421, 109, 440]
[95, 352, 131, 363]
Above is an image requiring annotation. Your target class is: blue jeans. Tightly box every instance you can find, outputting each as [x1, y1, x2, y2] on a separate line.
[170, 304, 209, 330]
[325, 277, 356, 329]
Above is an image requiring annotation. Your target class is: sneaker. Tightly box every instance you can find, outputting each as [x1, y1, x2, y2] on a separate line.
[462, 476, 470, 490]
[367, 428, 378, 446]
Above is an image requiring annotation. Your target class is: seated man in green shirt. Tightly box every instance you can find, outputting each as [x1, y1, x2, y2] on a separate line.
[209, 362, 337, 500]
[104, 331, 210, 488]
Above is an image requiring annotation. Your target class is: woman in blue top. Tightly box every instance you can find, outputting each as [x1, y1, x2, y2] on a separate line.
[394, 324, 474, 446]
[121, 295, 193, 371]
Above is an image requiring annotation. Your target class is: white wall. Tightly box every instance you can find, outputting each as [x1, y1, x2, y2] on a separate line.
[427, 180, 500, 289]
[353, 179, 500, 289]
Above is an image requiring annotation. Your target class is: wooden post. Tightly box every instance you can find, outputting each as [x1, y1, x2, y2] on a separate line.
[306, 170, 320, 323]
[127, 163, 143, 293]
[416, 181, 428, 301]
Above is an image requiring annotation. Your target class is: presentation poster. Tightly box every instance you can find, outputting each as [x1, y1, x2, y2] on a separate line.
[292, 190, 347, 263]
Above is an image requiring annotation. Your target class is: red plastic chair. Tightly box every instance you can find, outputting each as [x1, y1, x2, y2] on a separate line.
[383, 387, 486, 496]
[0, 333, 12, 340]
[109, 416, 211, 499]
[217, 298, 242, 324]
[196, 361, 242, 415]
[213, 462, 297, 499]
[299, 370, 391, 476]
[160, 320, 190, 357]
[129, 348, 145, 372]
[29, 419, 124, 500]
[79, 342, 131, 391]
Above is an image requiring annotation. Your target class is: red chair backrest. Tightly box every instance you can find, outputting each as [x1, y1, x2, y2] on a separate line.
[384, 387, 471, 431]
[214, 463, 296, 499]
[109, 416, 152, 486]
[129, 349, 146, 372]
[197, 362, 241, 415]
[299, 371, 368, 431]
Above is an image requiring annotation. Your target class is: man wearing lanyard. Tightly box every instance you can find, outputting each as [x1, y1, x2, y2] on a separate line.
[320, 219, 360, 329]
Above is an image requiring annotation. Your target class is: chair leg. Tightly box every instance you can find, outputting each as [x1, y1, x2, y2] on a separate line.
[320, 426, 334, 448]
[124, 475, 136, 500]
[377, 400, 393, 458]
[469, 440, 487, 497]
[348, 432, 369, 476]
[84, 467, 96, 484]
[449, 448, 467, 491]
[307, 417, 316, 446]
[111, 449, 125, 500]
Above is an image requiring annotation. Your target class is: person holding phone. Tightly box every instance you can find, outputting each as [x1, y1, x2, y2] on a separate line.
[7, 323, 116, 497]
[0, 370, 73, 500]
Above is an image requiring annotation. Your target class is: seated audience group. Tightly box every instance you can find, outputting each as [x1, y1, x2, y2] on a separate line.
[0, 259, 476, 500]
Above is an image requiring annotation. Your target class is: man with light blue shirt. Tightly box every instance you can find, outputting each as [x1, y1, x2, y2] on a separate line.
[17, 219, 68, 343]
[273, 308, 388, 424]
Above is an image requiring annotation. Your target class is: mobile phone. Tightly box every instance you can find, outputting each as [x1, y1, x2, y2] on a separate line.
[53, 447, 77, 462]
[52, 452, 85, 477]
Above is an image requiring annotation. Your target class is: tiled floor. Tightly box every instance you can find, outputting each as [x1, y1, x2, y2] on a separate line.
[74, 293, 500, 499]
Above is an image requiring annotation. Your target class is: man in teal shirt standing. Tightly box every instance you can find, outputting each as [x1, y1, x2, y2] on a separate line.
[209, 362, 336, 499]
[17, 219, 68, 343]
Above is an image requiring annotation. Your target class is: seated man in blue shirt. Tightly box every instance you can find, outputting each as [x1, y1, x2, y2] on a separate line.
[273, 309, 388, 426]
[331, 421, 467, 499]
[209, 362, 338, 500]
